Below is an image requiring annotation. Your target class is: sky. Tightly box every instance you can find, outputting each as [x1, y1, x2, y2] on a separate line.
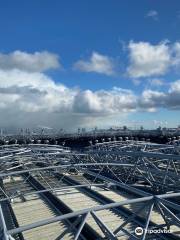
[0, 0, 180, 131]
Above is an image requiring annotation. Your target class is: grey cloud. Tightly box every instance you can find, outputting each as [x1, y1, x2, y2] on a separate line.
[0, 67, 180, 129]
[73, 88, 137, 114]
[0, 66, 180, 129]
[0, 51, 60, 72]
[139, 83, 180, 111]
[0, 86, 47, 95]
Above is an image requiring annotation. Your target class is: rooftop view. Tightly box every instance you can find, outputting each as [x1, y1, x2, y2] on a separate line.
[0, 1, 179, 240]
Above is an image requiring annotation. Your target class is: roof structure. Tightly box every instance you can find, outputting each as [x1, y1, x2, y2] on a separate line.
[0, 140, 180, 240]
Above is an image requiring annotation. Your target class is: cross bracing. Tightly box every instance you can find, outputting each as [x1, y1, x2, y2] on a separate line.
[0, 141, 179, 240]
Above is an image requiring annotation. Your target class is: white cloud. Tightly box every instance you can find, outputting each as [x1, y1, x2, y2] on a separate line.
[0, 67, 179, 129]
[127, 40, 180, 79]
[0, 68, 135, 129]
[0, 50, 180, 130]
[0, 69, 137, 115]
[74, 52, 115, 75]
[0, 51, 60, 72]
[127, 41, 171, 78]
[73, 88, 136, 114]
[0, 69, 75, 113]
[145, 10, 158, 20]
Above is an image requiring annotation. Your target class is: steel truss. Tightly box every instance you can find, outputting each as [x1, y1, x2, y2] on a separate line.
[0, 141, 179, 240]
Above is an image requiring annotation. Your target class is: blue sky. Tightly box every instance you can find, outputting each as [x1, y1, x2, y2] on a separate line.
[0, 0, 180, 130]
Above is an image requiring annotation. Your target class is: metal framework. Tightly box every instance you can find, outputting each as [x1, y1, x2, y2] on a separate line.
[0, 141, 179, 240]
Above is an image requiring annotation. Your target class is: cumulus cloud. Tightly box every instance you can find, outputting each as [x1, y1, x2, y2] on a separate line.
[139, 80, 180, 111]
[0, 51, 60, 72]
[127, 41, 171, 78]
[0, 50, 180, 130]
[0, 69, 75, 113]
[73, 52, 115, 75]
[0, 69, 136, 115]
[0, 65, 135, 128]
[0, 67, 180, 129]
[145, 10, 158, 20]
[139, 90, 167, 111]
[127, 40, 180, 78]
[73, 88, 136, 114]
